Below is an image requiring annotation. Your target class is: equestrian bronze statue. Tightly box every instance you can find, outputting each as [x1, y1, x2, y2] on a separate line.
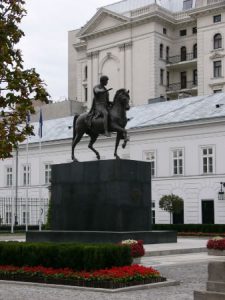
[71, 85, 130, 161]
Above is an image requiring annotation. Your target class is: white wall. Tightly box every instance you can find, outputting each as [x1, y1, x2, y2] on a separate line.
[1, 119, 225, 224]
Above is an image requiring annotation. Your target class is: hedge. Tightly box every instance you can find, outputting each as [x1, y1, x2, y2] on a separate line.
[152, 224, 225, 233]
[0, 242, 132, 271]
[0, 225, 39, 232]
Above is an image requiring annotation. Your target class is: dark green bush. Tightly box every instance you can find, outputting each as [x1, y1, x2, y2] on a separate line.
[0, 242, 132, 271]
[0, 225, 39, 232]
[153, 224, 225, 233]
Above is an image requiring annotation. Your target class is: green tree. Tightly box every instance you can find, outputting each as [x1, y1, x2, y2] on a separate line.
[0, 0, 49, 159]
[159, 194, 184, 224]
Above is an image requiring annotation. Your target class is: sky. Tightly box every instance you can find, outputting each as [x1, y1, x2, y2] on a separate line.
[19, 0, 118, 102]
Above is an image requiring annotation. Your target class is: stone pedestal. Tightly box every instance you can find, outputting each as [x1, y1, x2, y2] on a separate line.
[194, 262, 225, 299]
[27, 160, 176, 244]
[51, 159, 152, 232]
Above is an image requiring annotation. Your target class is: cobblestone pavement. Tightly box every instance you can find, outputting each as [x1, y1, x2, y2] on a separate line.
[0, 253, 224, 300]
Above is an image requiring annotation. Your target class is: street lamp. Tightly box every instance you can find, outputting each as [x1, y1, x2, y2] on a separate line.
[218, 182, 225, 200]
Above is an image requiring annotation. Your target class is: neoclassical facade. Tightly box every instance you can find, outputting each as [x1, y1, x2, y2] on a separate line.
[68, 0, 225, 108]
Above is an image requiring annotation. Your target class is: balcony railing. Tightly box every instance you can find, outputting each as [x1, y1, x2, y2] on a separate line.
[166, 81, 198, 92]
[166, 53, 197, 65]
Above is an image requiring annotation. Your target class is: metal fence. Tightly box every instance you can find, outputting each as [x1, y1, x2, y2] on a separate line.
[0, 197, 49, 226]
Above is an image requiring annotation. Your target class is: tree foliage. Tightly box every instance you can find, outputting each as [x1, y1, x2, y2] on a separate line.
[0, 0, 49, 159]
[159, 194, 184, 224]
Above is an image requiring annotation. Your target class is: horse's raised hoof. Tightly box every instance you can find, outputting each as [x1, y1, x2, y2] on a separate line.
[122, 142, 126, 149]
[96, 154, 100, 160]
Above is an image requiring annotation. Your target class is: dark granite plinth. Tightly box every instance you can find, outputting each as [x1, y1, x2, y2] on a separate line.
[26, 230, 177, 244]
[51, 160, 152, 232]
[27, 160, 177, 244]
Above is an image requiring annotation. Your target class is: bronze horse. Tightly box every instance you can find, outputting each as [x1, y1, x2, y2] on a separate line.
[71, 89, 130, 161]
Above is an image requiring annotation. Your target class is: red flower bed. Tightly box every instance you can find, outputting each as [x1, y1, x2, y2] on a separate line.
[0, 264, 165, 289]
[207, 238, 225, 250]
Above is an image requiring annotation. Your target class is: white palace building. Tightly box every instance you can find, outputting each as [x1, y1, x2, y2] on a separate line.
[1, 0, 225, 226]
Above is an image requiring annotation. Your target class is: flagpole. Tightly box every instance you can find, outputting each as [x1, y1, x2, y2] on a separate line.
[25, 136, 29, 232]
[38, 108, 43, 231]
[25, 112, 30, 232]
[11, 148, 16, 234]
[39, 139, 42, 231]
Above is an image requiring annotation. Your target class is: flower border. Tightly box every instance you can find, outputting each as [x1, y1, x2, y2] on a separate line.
[0, 265, 166, 289]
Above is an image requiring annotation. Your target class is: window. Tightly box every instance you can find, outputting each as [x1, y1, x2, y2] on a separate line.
[167, 71, 170, 87]
[163, 28, 167, 35]
[214, 33, 222, 49]
[214, 60, 222, 78]
[160, 69, 164, 85]
[172, 149, 184, 175]
[183, 0, 193, 10]
[181, 46, 187, 61]
[84, 65, 88, 80]
[22, 205, 30, 225]
[202, 147, 214, 174]
[6, 212, 12, 225]
[181, 71, 187, 89]
[151, 201, 155, 224]
[160, 44, 163, 59]
[213, 15, 221, 23]
[192, 27, 197, 34]
[23, 164, 30, 186]
[144, 151, 156, 177]
[44, 164, 51, 185]
[166, 46, 170, 62]
[84, 87, 88, 102]
[193, 69, 197, 85]
[6, 166, 13, 187]
[214, 89, 222, 93]
[180, 29, 187, 36]
[193, 43, 197, 59]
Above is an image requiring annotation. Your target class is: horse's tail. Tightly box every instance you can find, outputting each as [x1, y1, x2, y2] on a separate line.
[73, 113, 79, 140]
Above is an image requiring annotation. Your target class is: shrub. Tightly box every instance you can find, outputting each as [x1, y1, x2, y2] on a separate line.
[159, 194, 183, 224]
[153, 224, 225, 233]
[207, 238, 225, 250]
[121, 240, 145, 258]
[0, 242, 132, 271]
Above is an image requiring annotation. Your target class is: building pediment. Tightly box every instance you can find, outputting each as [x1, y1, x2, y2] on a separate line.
[78, 8, 130, 38]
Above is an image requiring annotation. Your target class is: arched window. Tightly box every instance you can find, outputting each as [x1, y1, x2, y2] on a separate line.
[193, 44, 197, 59]
[166, 46, 170, 62]
[181, 46, 187, 61]
[214, 33, 222, 49]
[160, 44, 163, 59]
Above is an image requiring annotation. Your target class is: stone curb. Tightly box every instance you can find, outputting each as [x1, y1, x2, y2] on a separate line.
[0, 279, 180, 293]
[145, 247, 207, 257]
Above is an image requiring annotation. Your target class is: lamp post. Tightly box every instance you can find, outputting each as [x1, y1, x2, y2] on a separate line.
[218, 182, 225, 200]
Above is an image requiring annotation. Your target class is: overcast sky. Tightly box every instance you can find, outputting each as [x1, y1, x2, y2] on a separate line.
[19, 0, 117, 101]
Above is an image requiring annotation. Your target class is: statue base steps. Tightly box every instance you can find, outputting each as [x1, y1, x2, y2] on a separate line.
[26, 230, 177, 244]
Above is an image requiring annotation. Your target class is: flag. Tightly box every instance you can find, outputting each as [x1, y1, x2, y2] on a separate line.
[26, 112, 30, 125]
[38, 109, 43, 138]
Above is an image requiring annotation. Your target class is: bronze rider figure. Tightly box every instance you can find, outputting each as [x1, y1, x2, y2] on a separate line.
[89, 75, 112, 137]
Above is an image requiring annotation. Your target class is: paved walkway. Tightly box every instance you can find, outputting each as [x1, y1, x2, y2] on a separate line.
[144, 237, 208, 256]
[0, 235, 220, 300]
